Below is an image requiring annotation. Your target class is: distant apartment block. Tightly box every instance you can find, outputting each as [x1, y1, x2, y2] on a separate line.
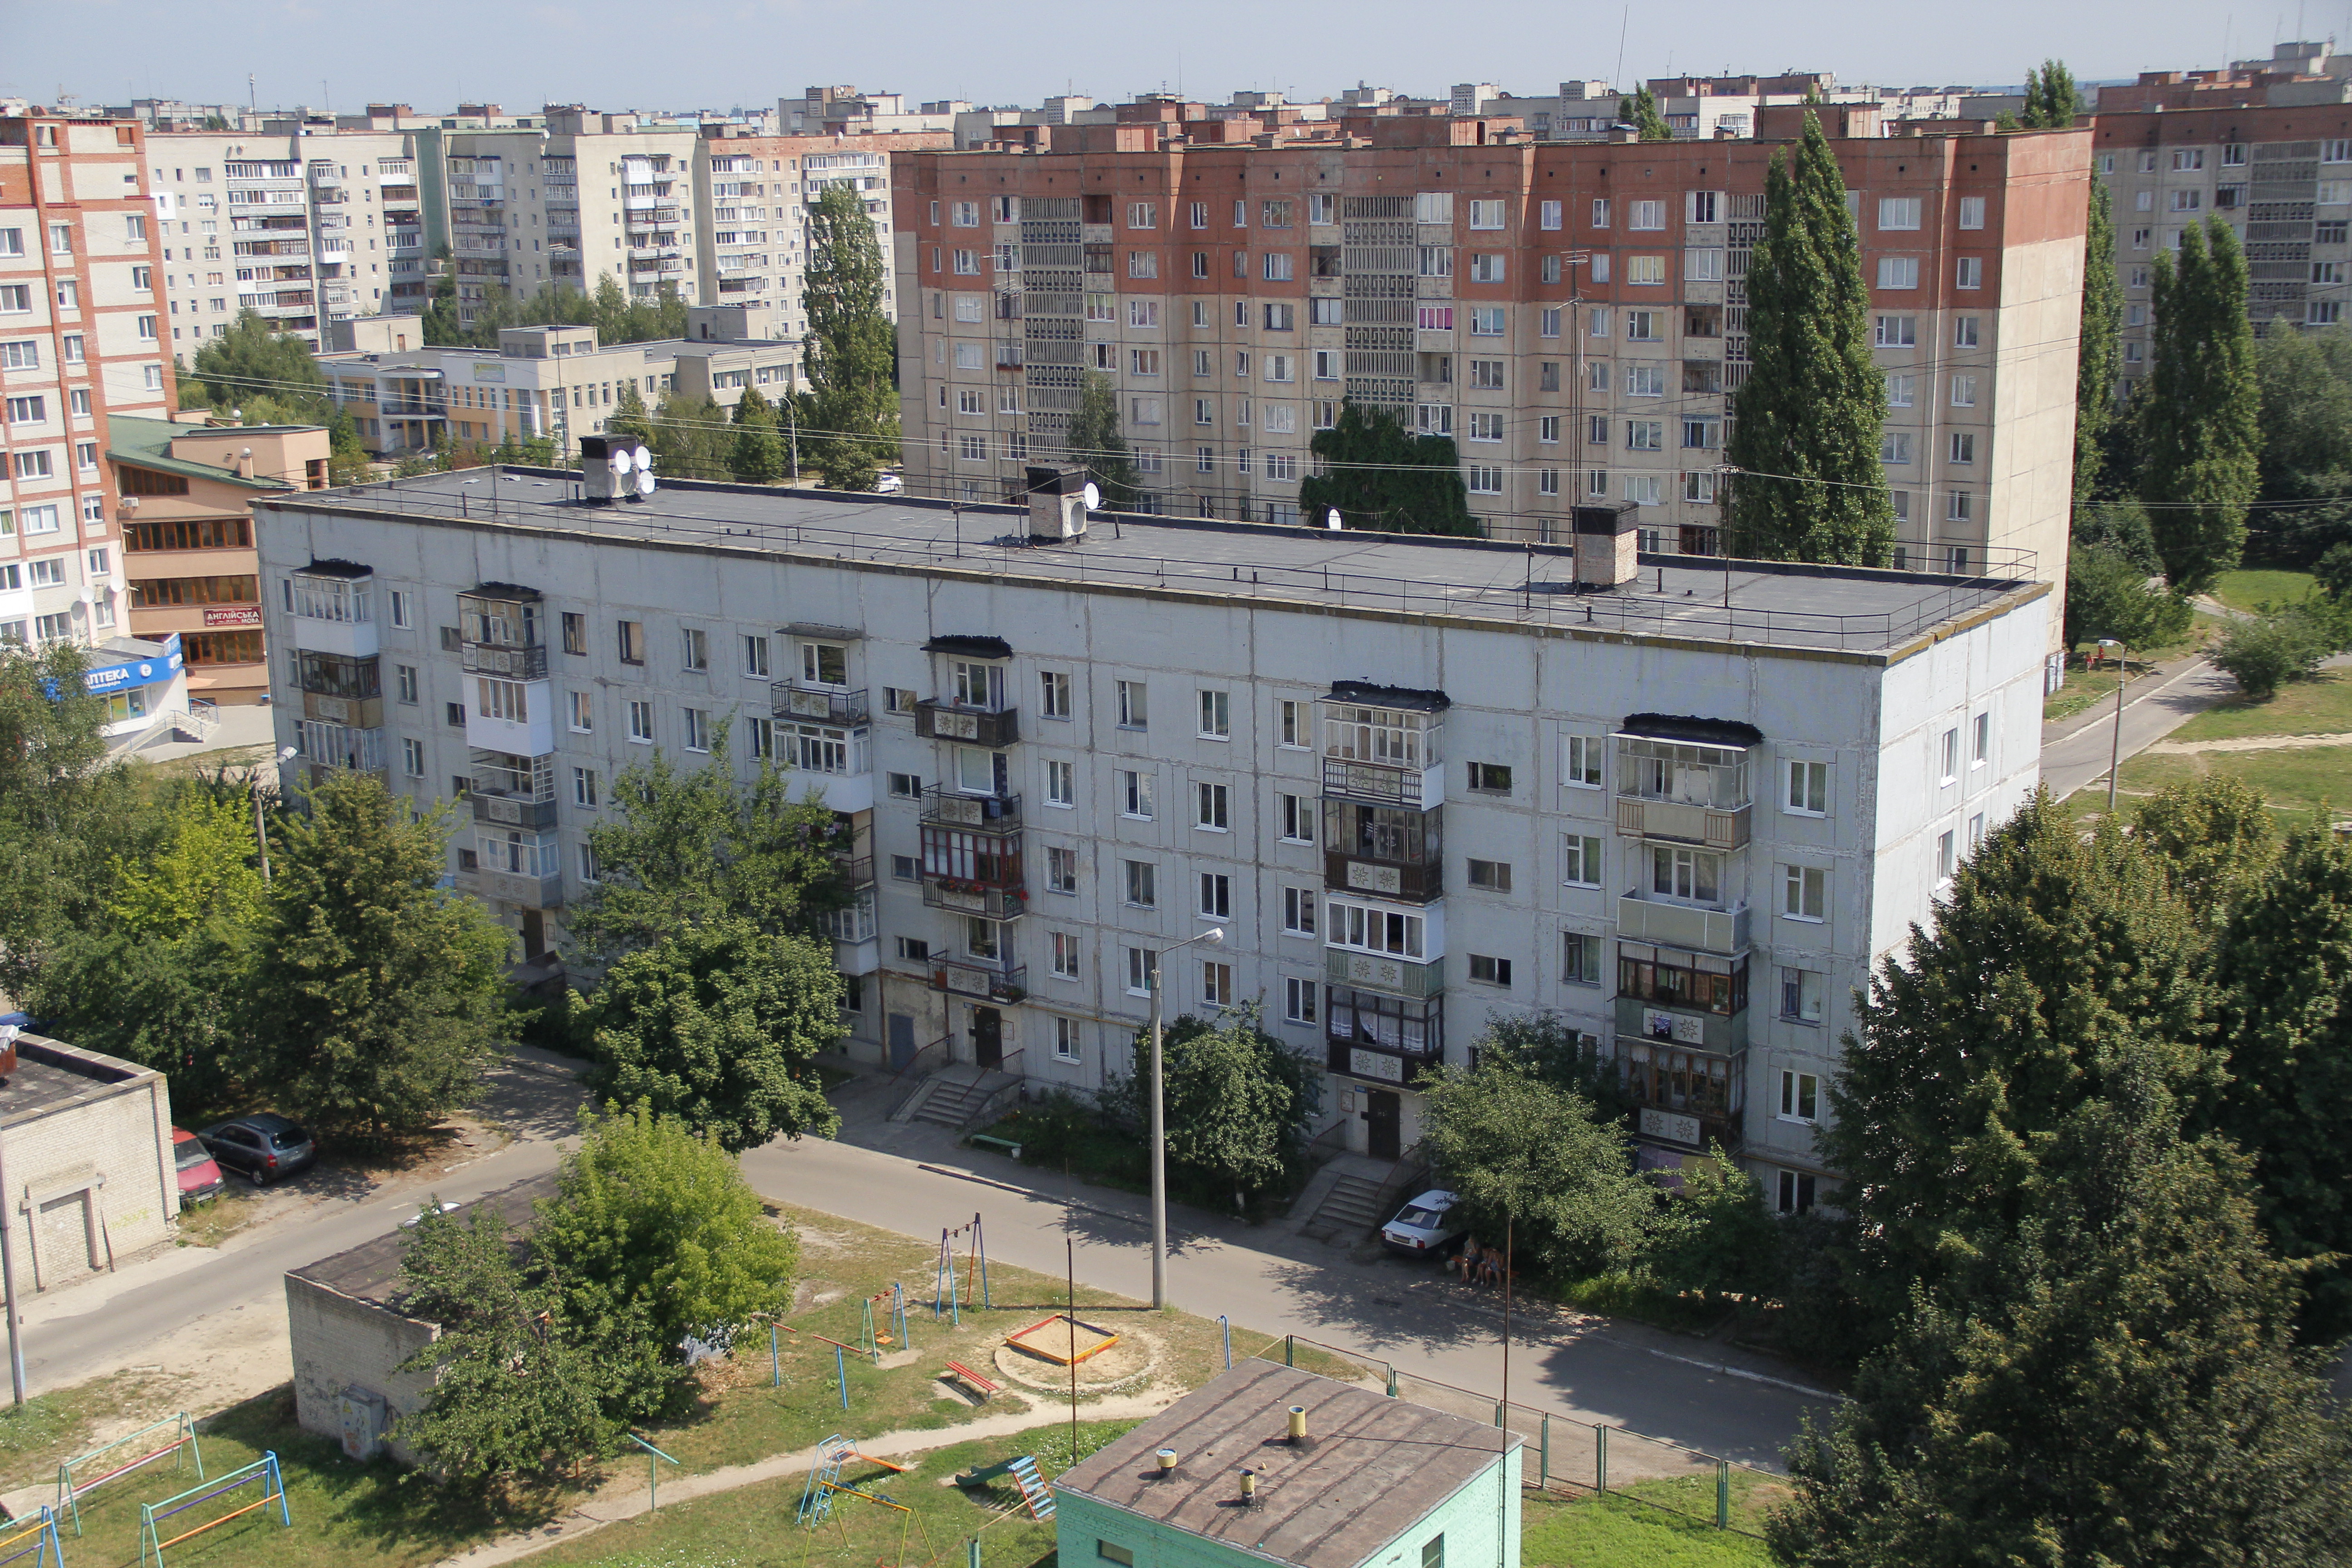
[892, 101, 2089, 659]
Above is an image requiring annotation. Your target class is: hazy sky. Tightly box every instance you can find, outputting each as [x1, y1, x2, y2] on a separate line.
[9, 0, 2333, 116]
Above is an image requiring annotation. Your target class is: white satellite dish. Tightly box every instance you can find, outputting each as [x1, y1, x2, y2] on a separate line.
[634, 468, 656, 497]
[1081, 481, 1101, 512]
[610, 446, 633, 475]
[1325, 508, 1343, 530]
[631, 445, 651, 473]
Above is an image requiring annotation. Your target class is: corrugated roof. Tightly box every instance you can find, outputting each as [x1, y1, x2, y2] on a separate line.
[107, 416, 305, 493]
[1056, 1362, 1517, 1568]
[288, 1173, 557, 1308]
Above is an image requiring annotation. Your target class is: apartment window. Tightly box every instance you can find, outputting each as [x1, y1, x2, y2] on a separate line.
[1562, 735, 1603, 789]
[1196, 782, 1230, 831]
[1284, 976, 1318, 1024]
[1877, 256, 1919, 290]
[1786, 760, 1828, 816]
[1051, 931, 1081, 980]
[1200, 961, 1234, 1008]
[571, 766, 600, 809]
[1627, 420, 1663, 451]
[1462, 954, 1510, 989]
[1958, 195, 1985, 230]
[627, 700, 655, 742]
[1783, 864, 1827, 921]
[1936, 829, 1958, 883]
[1627, 255, 1666, 285]
[1562, 833, 1603, 888]
[1194, 689, 1232, 740]
[897, 937, 931, 964]
[1627, 199, 1664, 230]
[1045, 759, 1075, 808]
[1779, 1070, 1821, 1123]
[1120, 769, 1155, 819]
[1198, 872, 1232, 920]
[1046, 845, 1079, 894]
[1326, 898, 1426, 959]
[1955, 255, 1984, 290]
[1282, 886, 1318, 936]
[1938, 726, 1960, 783]
[1624, 309, 1660, 341]
[1466, 858, 1512, 893]
[1539, 416, 1560, 445]
[1562, 931, 1601, 986]
[745, 716, 774, 760]
[1034, 669, 1072, 720]
[397, 736, 425, 779]
[682, 708, 710, 752]
[1882, 432, 1915, 466]
[1877, 196, 1921, 230]
[1780, 968, 1825, 1025]
[1124, 861, 1157, 909]
[1972, 710, 1991, 766]
[564, 691, 593, 733]
[680, 627, 708, 671]
[617, 620, 645, 664]
[1873, 314, 1916, 348]
[1777, 1171, 1817, 1216]
[1117, 679, 1147, 729]
[1279, 792, 1315, 844]
[1954, 316, 1980, 348]
[882, 687, 916, 715]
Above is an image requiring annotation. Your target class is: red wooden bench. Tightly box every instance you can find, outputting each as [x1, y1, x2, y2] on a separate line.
[943, 1359, 1000, 1401]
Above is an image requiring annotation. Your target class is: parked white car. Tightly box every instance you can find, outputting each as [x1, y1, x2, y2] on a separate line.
[1380, 1189, 1464, 1258]
[872, 471, 905, 495]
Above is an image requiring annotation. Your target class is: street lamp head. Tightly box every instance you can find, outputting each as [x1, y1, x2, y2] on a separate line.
[2097, 638, 2125, 650]
[1205, 927, 1224, 945]
[277, 745, 298, 760]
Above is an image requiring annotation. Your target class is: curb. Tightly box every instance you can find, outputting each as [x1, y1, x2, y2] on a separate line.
[914, 1162, 1150, 1229]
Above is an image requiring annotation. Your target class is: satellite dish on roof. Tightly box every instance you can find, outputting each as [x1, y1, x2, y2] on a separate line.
[1081, 481, 1100, 512]
[631, 445, 651, 473]
[634, 468, 656, 497]
[610, 446, 633, 475]
[1325, 508, 1343, 530]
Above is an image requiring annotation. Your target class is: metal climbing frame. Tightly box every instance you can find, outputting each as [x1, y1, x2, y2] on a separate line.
[56, 1413, 201, 1534]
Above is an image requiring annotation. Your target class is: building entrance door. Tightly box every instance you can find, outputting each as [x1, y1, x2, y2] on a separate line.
[887, 1013, 917, 1072]
[973, 1006, 1004, 1070]
[1366, 1089, 1401, 1161]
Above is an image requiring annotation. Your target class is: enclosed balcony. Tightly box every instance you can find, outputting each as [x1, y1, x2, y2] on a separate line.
[470, 749, 557, 829]
[458, 585, 548, 679]
[1323, 798, 1442, 903]
[295, 650, 381, 728]
[1326, 986, 1445, 1085]
[919, 820, 1024, 917]
[465, 828, 563, 909]
[1613, 1036, 1745, 1153]
[294, 717, 385, 775]
[777, 720, 872, 812]
[920, 784, 1021, 832]
[1617, 942, 1748, 1019]
[1617, 892, 1750, 956]
[932, 955, 1028, 1004]
[1324, 946, 1444, 1000]
[1613, 720, 1758, 849]
[1318, 684, 1447, 808]
[285, 560, 376, 658]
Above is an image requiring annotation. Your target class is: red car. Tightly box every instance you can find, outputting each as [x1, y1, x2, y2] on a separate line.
[172, 1128, 225, 1206]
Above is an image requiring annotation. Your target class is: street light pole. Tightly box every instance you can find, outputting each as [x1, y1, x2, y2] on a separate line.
[1147, 926, 1224, 1311]
[2098, 638, 2129, 813]
[0, 1023, 24, 1406]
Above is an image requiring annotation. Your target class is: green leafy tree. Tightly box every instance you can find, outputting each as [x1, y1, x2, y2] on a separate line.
[1641, 1145, 1783, 1307]
[1298, 399, 1479, 535]
[1774, 1075, 2352, 1567]
[1421, 1059, 1657, 1278]
[568, 727, 847, 960]
[420, 251, 465, 345]
[2061, 543, 2193, 650]
[389, 1205, 632, 1497]
[607, 381, 656, 449]
[589, 919, 843, 1153]
[2071, 495, 2163, 571]
[1463, 1010, 1629, 1119]
[185, 309, 333, 421]
[2074, 181, 2124, 498]
[2131, 774, 2279, 916]
[796, 183, 899, 490]
[1725, 110, 1895, 565]
[2249, 326, 2352, 565]
[2211, 602, 2338, 698]
[1619, 85, 1673, 141]
[2140, 218, 2260, 590]
[727, 385, 787, 484]
[0, 641, 137, 1000]
[2318, 538, 2352, 598]
[532, 1102, 799, 1354]
[2217, 823, 2352, 1341]
[648, 392, 730, 481]
[1064, 371, 1142, 508]
[1105, 1005, 1316, 1212]
[2018, 59, 2080, 127]
[240, 771, 510, 1141]
[1822, 793, 2220, 1328]
[486, 431, 561, 469]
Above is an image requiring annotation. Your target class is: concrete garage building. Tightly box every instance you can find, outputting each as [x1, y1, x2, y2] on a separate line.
[249, 472, 2051, 1205]
[1055, 1361, 1521, 1568]
[0, 1032, 179, 1292]
[284, 1175, 552, 1463]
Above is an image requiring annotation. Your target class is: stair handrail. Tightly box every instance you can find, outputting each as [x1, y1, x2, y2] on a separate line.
[887, 1034, 953, 1119]
[961, 1049, 1026, 1129]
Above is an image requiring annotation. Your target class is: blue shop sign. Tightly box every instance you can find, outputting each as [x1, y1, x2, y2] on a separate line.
[81, 633, 183, 695]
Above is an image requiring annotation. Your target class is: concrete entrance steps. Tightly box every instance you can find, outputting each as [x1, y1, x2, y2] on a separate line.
[905, 1063, 1024, 1131]
[1298, 1163, 1392, 1243]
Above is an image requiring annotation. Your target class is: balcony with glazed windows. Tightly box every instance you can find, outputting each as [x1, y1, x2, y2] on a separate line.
[1323, 797, 1442, 903]
[1318, 684, 1447, 808]
[1612, 1034, 1745, 1153]
[470, 749, 557, 829]
[294, 649, 380, 728]
[920, 817, 1025, 920]
[462, 828, 563, 909]
[1615, 942, 1749, 1056]
[1325, 985, 1444, 1084]
[1612, 720, 1759, 849]
[772, 683, 868, 725]
[458, 586, 549, 679]
[294, 716, 386, 777]
[285, 561, 376, 658]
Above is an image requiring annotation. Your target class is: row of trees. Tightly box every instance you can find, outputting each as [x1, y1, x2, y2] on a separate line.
[174, 311, 372, 484]
[420, 268, 692, 350]
[1420, 781, 2352, 1555]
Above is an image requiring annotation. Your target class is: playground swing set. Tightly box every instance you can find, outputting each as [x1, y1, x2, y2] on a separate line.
[0, 1509, 63, 1568]
[933, 1215, 990, 1326]
[794, 1435, 931, 1568]
[55, 1414, 202, 1535]
[135, 1453, 292, 1568]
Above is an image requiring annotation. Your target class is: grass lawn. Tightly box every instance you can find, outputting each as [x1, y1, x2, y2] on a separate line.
[2171, 669, 2352, 743]
[1547, 1273, 1733, 1338]
[2210, 568, 2319, 615]
[1524, 1480, 1784, 1568]
[0, 1367, 206, 1495]
[2042, 620, 2217, 725]
[2068, 745, 2352, 829]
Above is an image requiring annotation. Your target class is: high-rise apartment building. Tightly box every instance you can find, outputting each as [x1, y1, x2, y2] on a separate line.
[892, 103, 2089, 661]
[694, 128, 947, 338]
[146, 129, 429, 352]
[250, 474, 2051, 1195]
[2, 112, 171, 670]
[2086, 97, 2352, 376]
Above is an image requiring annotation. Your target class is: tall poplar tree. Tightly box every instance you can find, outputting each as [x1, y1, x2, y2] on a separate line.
[1725, 110, 1895, 564]
[727, 385, 786, 485]
[2019, 59, 2080, 128]
[2140, 216, 2260, 590]
[1063, 371, 1142, 508]
[2074, 181, 2124, 498]
[1619, 85, 1673, 142]
[1298, 400, 1478, 534]
[797, 183, 900, 491]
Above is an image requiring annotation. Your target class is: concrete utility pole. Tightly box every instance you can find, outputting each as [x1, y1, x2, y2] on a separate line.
[1146, 926, 1223, 1310]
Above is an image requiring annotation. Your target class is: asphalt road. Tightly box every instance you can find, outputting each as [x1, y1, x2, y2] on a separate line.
[742, 1136, 1827, 1468]
[2040, 657, 2237, 801]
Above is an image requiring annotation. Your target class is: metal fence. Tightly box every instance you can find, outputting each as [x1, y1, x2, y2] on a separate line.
[1251, 1332, 1786, 1539]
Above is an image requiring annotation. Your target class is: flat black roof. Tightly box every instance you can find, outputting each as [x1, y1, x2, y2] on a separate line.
[262, 470, 2048, 658]
[0, 1036, 154, 1129]
[1057, 1362, 1517, 1568]
[289, 1174, 557, 1308]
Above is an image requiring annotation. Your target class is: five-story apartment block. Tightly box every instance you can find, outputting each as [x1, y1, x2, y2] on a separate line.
[252, 473, 2051, 1204]
[894, 105, 2089, 663]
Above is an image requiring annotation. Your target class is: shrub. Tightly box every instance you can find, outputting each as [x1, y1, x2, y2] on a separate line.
[2212, 605, 2335, 698]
